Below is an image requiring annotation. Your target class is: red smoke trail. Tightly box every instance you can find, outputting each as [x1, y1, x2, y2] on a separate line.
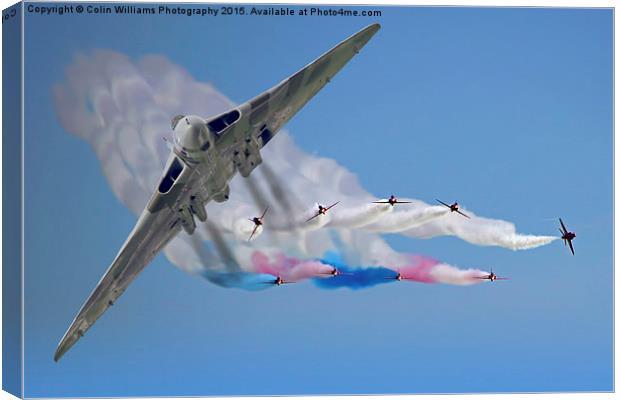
[251, 251, 334, 281]
[398, 255, 440, 283]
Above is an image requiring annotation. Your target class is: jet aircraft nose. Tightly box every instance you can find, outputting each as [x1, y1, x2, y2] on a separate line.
[173, 115, 209, 151]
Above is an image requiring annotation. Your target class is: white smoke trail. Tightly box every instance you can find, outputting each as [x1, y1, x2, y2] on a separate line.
[53, 50, 556, 280]
[429, 264, 489, 286]
[327, 202, 392, 229]
[400, 205, 558, 250]
[363, 203, 449, 233]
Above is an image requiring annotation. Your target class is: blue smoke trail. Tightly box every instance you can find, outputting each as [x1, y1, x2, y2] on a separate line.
[201, 270, 277, 291]
[312, 256, 396, 290]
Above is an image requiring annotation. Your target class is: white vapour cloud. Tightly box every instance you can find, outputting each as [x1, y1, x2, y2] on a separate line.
[53, 50, 556, 281]
[430, 264, 487, 286]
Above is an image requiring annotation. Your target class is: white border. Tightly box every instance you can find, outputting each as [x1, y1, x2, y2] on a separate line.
[0, 1, 615, 400]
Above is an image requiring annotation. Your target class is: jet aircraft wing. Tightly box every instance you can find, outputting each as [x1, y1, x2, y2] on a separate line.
[568, 239, 575, 255]
[248, 224, 261, 242]
[305, 212, 322, 223]
[324, 201, 340, 211]
[435, 199, 451, 208]
[456, 209, 471, 219]
[212, 23, 381, 152]
[54, 154, 195, 362]
[54, 209, 180, 362]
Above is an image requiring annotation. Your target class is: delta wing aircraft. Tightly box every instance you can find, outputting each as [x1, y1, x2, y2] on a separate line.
[54, 23, 381, 361]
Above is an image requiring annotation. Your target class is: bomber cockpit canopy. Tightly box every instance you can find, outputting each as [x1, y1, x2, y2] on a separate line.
[171, 115, 185, 130]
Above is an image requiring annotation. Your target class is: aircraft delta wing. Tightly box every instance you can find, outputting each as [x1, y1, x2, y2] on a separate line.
[54, 23, 381, 362]
[209, 23, 380, 174]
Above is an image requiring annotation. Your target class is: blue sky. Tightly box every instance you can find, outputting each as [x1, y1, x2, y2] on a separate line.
[22, 4, 611, 397]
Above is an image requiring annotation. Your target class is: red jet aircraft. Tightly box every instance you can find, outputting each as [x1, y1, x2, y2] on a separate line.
[320, 267, 352, 277]
[436, 199, 470, 219]
[384, 270, 409, 281]
[306, 201, 340, 223]
[474, 268, 509, 282]
[372, 195, 412, 207]
[248, 207, 268, 241]
[559, 218, 576, 255]
[263, 276, 296, 286]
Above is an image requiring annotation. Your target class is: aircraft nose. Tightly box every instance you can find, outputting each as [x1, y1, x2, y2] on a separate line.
[174, 117, 208, 151]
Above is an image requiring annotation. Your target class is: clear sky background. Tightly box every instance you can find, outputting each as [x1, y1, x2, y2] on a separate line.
[21, 4, 612, 397]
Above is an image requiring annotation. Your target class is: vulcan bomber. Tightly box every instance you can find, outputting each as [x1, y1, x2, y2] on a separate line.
[54, 24, 381, 361]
